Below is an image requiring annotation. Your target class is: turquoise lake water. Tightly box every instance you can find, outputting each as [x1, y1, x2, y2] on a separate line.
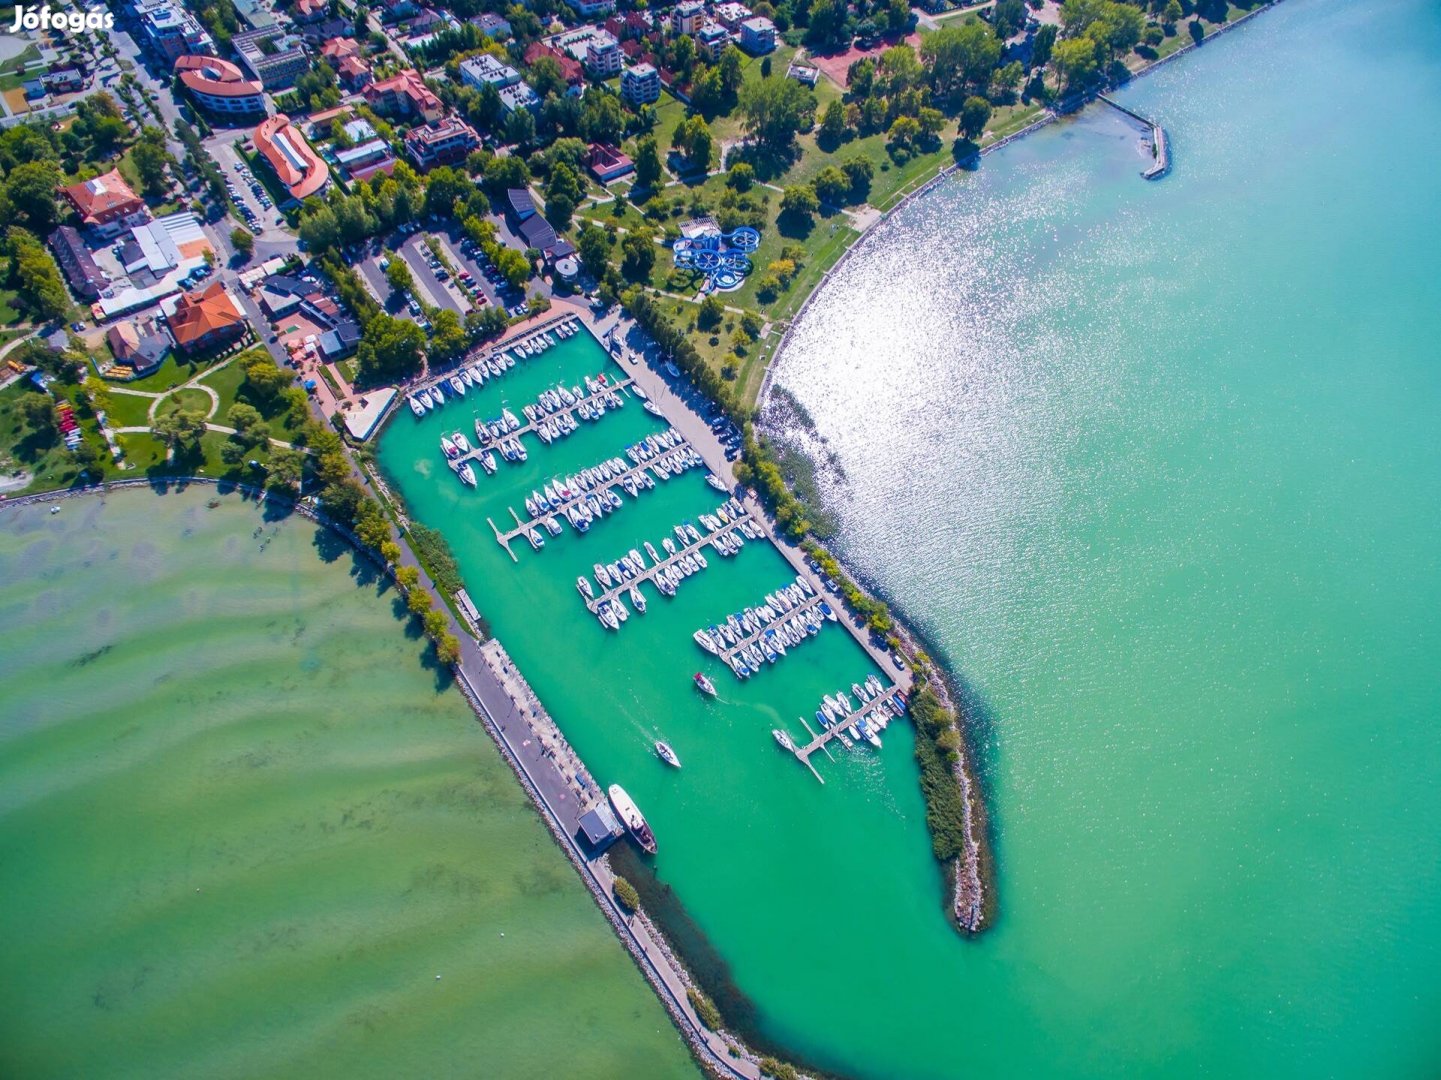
[380, 1, 1441, 1075]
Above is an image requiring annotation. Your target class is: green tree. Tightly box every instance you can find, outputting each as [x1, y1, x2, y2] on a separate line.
[422, 608, 448, 639]
[922, 22, 1003, 103]
[407, 588, 433, 616]
[493, 247, 531, 292]
[230, 227, 255, 258]
[818, 99, 846, 148]
[244, 355, 293, 400]
[959, 95, 993, 140]
[395, 564, 420, 589]
[266, 446, 304, 492]
[355, 313, 426, 383]
[544, 161, 583, 231]
[154, 409, 208, 449]
[737, 77, 815, 150]
[779, 184, 819, 224]
[1162, 0, 1182, 27]
[672, 115, 715, 174]
[385, 258, 414, 297]
[429, 308, 467, 360]
[1052, 36, 1101, 91]
[620, 231, 656, 281]
[435, 632, 461, 665]
[6, 227, 70, 320]
[226, 402, 266, 443]
[4, 161, 63, 231]
[131, 127, 173, 198]
[697, 293, 725, 330]
[812, 165, 849, 206]
[613, 876, 640, 912]
[577, 223, 612, 279]
[634, 135, 663, 189]
[726, 161, 755, 192]
[18, 392, 56, 437]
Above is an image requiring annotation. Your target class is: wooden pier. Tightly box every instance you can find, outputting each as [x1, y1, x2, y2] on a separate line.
[704, 592, 828, 669]
[415, 316, 582, 401]
[450, 375, 636, 467]
[790, 683, 905, 780]
[585, 516, 757, 611]
[494, 447, 702, 549]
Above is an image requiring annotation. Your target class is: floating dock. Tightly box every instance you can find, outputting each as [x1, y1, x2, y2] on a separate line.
[451, 376, 637, 467]
[586, 516, 757, 611]
[790, 684, 905, 780]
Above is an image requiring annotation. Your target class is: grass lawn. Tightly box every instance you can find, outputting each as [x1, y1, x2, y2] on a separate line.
[155, 387, 215, 419]
[116, 429, 279, 483]
[99, 390, 157, 429]
[121, 353, 216, 393]
[0, 382, 83, 493]
[0, 44, 41, 74]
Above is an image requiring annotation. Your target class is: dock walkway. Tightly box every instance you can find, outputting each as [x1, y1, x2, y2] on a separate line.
[711, 593, 826, 667]
[586, 516, 755, 611]
[792, 684, 904, 777]
[452, 376, 636, 466]
[1098, 94, 1170, 179]
[494, 450, 689, 547]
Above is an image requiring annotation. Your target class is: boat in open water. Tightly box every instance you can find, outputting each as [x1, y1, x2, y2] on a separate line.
[655, 741, 681, 768]
[608, 783, 657, 854]
[693, 672, 717, 697]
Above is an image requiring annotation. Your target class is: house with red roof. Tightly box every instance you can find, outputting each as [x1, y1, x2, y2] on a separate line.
[61, 170, 149, 238]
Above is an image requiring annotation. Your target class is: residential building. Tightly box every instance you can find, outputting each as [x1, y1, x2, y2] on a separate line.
[585, 142, 633, 182]
[337, 55, 373, 89]
[524, 41, 584, 91]
[738, 15, 776, 54]
[363, 69, 444, 122]
[233, 27, 309, 90]
[696, 22, 730, 61]
[564, 0, 616, 18]
[621, 62, 660, 105]
[470, 12, 512, 38]
[319, 36, 361, 64]
[173, 55, 267, 117]
[714, 2, 752, 29]
[672, 0, 705, 35]
[61, 170, 149, 238]
[378, 0, 418, 21]
[556, 27, 622, 77]
[293, 0, 328, 22]
[135, 1, 215, 63]
[498, 82, 541, 113]
[106, 316, 172, 374]
[460, 53, 521, 91]
[48, 226, 109, 300]
[165, 283, 246, 353]
[604, 11, 652, 40]
[253, 114, 331, 202]
[403, 117, 480, 169]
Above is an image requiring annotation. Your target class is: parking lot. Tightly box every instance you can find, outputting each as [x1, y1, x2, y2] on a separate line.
[206, 137, 284, 239]
[352, 221, 535, 327]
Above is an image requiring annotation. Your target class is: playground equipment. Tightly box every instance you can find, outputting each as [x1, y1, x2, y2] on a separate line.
[672, 226, 760, 293]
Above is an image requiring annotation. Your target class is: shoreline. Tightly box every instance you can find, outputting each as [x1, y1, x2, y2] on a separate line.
[752, 0, 1288, 937]
[758, 0, 1287, 407]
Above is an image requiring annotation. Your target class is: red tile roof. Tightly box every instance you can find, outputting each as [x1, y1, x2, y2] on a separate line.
[174, 54, 264, 98]
[60, 169, 145, 227]
[253, 114, 330, 201]
[168, 282, 245, 349]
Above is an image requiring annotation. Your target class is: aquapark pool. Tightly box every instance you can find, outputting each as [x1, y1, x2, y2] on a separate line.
[672, 225, 759, 291]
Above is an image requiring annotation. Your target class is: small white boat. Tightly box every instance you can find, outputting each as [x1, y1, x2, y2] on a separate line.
[629, 586, 646, 614]
[409, 395, 426, 417]
[773, 729, 796, 752]
[449, 375, 465, 396]
[706, 474, 727, 492]
[577, 576, 594, 599]
[693, 672, 717, 697]
[440, 434, 459, 459]
[656, 741, 681, 768]
[457, 462, 476, 486]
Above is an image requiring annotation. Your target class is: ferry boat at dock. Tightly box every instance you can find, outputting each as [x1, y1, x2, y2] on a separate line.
[655, 741, 681, 768]
[608, 784, 657, 854]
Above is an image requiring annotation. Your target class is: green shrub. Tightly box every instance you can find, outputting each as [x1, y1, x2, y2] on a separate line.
[613, 876, 640, 912]
[687, 987, 723, 1031]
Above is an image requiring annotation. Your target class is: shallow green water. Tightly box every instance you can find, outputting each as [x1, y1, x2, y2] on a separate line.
[0, 490, 693, 1080]
[386, 1, 1441, 1077]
